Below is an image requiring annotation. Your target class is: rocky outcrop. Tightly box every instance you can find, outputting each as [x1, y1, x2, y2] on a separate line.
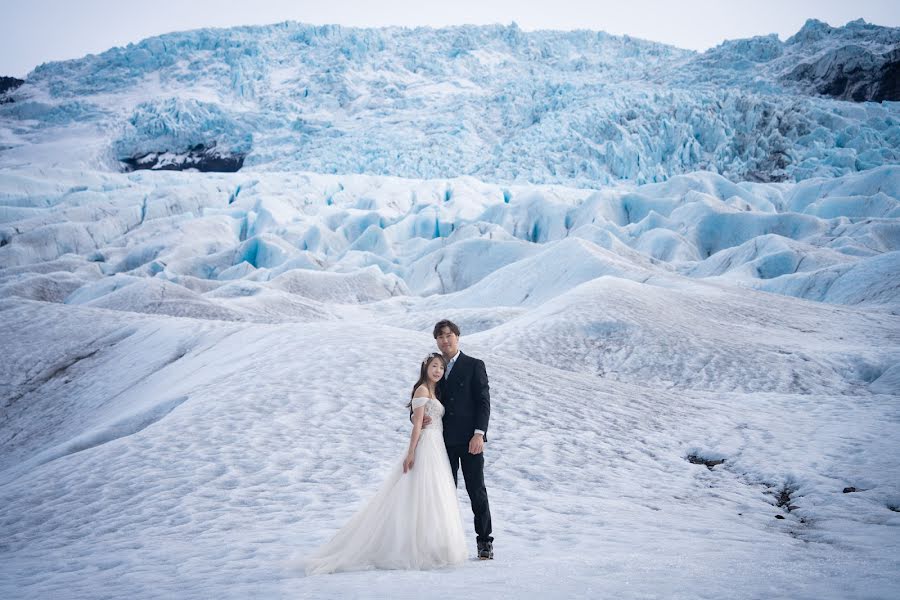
[0, 76, 25, 104]
[114, 98, 251, 173]
[784, 44, 900, 102]
[687, 19, 900, 103]
[120, 142, 245, 172]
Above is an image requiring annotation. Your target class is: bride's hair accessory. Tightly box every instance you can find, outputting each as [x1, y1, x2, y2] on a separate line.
[422, 352, 443, 366]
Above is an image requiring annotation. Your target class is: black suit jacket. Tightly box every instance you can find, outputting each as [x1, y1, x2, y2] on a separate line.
[438, 352, 490, 446]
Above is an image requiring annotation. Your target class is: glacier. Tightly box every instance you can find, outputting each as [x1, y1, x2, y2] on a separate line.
[1, 16, 899, 600]
[2, 166, 897, 311]
[1, 20, 899, 185]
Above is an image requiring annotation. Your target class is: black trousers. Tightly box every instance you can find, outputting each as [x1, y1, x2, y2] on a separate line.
[445, 443, 493, 544]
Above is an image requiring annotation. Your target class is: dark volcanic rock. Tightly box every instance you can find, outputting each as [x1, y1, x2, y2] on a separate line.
[120, 143, 245, 173]
[784, 44, 900, 102]
[686, 453, 725, 470]
[0, 76, 24, 94]
[0, 76, 25, 104]
[873, 48, 900, 101]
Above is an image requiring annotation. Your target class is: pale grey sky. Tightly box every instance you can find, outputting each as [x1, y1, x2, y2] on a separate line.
[2, 0, 898, 78]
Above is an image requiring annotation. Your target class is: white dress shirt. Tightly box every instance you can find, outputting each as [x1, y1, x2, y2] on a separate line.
[444, 350, 461, 379]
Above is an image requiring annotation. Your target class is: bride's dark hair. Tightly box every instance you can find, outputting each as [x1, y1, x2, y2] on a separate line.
[408, 353, 446, 408]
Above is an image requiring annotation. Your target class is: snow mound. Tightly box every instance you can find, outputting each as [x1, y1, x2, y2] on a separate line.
[68, 276, 247, 321]
[2, 166, 898, 311]
[471, 275, 888, 394]
[268, 265, 408, 304]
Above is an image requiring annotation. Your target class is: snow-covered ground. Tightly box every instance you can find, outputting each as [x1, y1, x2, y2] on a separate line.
[1, 296, 899, 599]
[1, 163, 898, 599]
[2, 16, 900, 600]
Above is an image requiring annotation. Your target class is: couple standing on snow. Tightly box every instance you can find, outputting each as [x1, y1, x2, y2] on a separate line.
[305, 319, 494, 574]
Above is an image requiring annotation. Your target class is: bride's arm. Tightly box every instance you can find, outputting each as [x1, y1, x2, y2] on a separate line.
[405, 389, 429, 472]
[404, 405, 425, 473]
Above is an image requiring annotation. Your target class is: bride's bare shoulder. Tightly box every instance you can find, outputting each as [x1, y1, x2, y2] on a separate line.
[413, 385, 431, 398]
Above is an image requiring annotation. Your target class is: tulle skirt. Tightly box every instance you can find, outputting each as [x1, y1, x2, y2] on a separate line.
[304, 429, 468, 575]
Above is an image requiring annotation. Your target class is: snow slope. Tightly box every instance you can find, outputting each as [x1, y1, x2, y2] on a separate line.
[1, 16, 899, 600]
[1, 163, 898, 599]
[1, 288, 898, 599]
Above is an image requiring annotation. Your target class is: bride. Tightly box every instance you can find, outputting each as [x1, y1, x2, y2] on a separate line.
[304, 353, 468, 575]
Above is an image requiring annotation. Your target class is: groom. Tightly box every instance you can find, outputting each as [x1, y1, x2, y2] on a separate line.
[422, 319, 494, 560]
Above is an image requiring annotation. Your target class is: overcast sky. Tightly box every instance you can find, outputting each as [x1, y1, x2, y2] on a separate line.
[2, 0, 898, 78]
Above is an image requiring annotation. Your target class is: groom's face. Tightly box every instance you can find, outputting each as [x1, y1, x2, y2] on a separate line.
[435, 326, 459, 359]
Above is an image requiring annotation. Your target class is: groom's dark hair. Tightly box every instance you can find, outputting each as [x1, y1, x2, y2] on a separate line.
[433, 319, 460, 338]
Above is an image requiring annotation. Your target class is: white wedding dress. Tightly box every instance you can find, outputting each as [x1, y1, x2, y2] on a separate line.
[305, 397, 468, 575]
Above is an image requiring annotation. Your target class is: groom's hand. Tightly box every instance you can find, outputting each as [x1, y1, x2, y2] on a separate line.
[468, 433, 484, 455]
[422, 415, 432, 428]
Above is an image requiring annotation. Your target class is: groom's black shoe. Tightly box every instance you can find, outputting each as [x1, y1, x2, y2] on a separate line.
[477, 540, 493, 560]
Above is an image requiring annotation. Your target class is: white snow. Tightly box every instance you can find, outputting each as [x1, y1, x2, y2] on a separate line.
[1, 163, 898, 599]
[1, 17, 899, 600]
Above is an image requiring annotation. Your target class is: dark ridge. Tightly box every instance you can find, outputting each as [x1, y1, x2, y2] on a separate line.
[874, 48, 900, 101]
[0, 76, 25, 104]
[120, 143, 245, 173]
[0, 76, 24, 94]
[784, 45, 900, 102]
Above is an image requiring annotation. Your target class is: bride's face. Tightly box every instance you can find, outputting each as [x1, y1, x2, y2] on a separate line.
[426, 358, 445, 383]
